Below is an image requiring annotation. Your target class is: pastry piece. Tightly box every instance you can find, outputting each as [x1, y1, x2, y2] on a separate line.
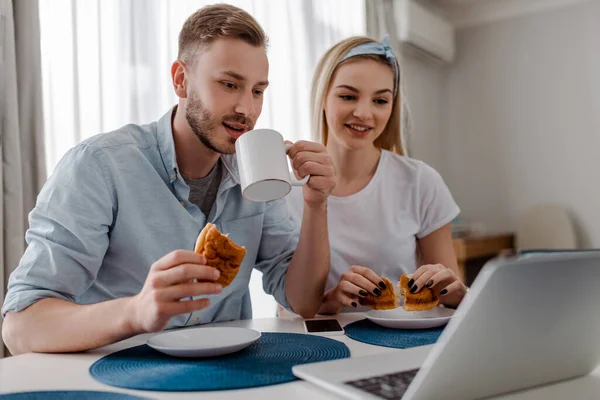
[359, 277, 398, 310]
[398, 274, 439, 311]
[194, 223, 246, 287]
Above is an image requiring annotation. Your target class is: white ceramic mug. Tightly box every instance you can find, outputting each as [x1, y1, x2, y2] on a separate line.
[235, 129, 309, 202]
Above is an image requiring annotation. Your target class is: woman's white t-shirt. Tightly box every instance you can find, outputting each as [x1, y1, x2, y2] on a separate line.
[286, 150, 460, 309]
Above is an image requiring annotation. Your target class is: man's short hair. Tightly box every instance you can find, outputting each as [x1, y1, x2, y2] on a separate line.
[178, 4, 267, 64]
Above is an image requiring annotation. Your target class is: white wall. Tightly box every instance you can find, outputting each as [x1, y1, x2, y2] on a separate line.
[403, 56, 445, 172]
[441, 0, 600, 247]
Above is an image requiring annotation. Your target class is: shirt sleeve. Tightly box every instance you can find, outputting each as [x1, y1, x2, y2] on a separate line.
[284, 186, 304, 225]
[253, 197, 300, 311]
[416, 162, 460, 239]
[1, 144, 114, 317]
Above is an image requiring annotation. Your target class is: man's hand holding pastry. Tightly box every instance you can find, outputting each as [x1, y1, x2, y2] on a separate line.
[128, 250, 222, 335]
[127, 224, 245, 335]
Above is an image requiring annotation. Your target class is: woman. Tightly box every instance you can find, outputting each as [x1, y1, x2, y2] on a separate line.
[286, 36, 467, 314]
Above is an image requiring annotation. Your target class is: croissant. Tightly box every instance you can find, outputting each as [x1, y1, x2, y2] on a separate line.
[398, 274, 439, 311]
[359, 277, 398, 310]
[194, 223, 246, 287]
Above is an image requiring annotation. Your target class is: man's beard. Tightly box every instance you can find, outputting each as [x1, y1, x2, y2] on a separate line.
[185, 91, 253, 155]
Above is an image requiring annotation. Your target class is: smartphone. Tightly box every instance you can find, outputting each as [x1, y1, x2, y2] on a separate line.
[303, 319, 345, 336]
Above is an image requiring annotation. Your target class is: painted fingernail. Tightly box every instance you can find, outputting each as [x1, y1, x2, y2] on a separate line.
[440, 289, 448, 295]
[378, 281, 387, 289]
[351, 302, 358, 308]
[374, 288, 382, 296]
[426, 280, 433, 288]
[408, 278, 414, 287]
[359, 290, 368, 297]
[410, 285, 418, 294]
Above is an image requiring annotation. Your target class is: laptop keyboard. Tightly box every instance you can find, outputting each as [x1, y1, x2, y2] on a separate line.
[345, 368, 419, 399]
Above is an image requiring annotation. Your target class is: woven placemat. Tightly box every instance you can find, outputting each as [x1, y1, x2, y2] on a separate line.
[89, 332, 350, 391]
[0, 391, 148, 400]
[344, 319, 443, 349]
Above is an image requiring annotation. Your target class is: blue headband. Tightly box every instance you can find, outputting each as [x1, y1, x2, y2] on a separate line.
[339, 36, 399, 97]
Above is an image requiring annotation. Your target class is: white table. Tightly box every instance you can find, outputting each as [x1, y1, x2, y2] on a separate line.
[1, 313, 599, 399]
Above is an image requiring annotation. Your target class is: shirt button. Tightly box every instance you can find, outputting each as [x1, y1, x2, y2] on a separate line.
[180, 201, 185, 207]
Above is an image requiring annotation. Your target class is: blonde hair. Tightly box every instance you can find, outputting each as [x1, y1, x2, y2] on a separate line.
[311, 36, 405, 156]
[178, 4, 267, 64]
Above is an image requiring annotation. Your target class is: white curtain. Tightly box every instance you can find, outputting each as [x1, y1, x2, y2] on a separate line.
[366, 0, 413, 154]
[39, 0, 366, 172]
[0, 0, 47, 357]
[38, 0, 366, 318]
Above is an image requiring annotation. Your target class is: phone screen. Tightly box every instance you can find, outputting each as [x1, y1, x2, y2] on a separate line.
[304, 319, 344, 333]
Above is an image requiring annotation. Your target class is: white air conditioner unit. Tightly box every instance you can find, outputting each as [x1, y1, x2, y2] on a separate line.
[393, 0, 455, 64]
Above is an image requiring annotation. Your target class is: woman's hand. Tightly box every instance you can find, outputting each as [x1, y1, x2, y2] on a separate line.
[319, 265, 387, 314]
[409, 263, 467, 308]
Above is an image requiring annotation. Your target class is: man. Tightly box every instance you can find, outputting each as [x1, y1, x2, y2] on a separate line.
[2, 4, 335, 355]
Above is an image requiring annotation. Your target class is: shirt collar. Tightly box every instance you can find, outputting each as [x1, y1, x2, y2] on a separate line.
[155, 106, 240, 186]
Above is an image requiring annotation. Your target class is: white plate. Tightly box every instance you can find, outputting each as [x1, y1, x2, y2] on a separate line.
[147, 327, 261, 358]
[365, 307, 455, 329]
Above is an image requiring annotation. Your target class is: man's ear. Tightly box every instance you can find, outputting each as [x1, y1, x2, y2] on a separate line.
[171, 60, 188, 99]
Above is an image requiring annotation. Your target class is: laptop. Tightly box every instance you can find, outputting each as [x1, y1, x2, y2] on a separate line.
[293, 251, 600, 399]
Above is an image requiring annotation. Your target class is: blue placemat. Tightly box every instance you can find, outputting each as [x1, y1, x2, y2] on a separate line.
[89, 332, 350, 391]
[344, 319, 444, 349]
[0, 391, 148, 400]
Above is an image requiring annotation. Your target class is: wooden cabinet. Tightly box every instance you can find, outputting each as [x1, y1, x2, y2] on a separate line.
[452, 233, 515, 285]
